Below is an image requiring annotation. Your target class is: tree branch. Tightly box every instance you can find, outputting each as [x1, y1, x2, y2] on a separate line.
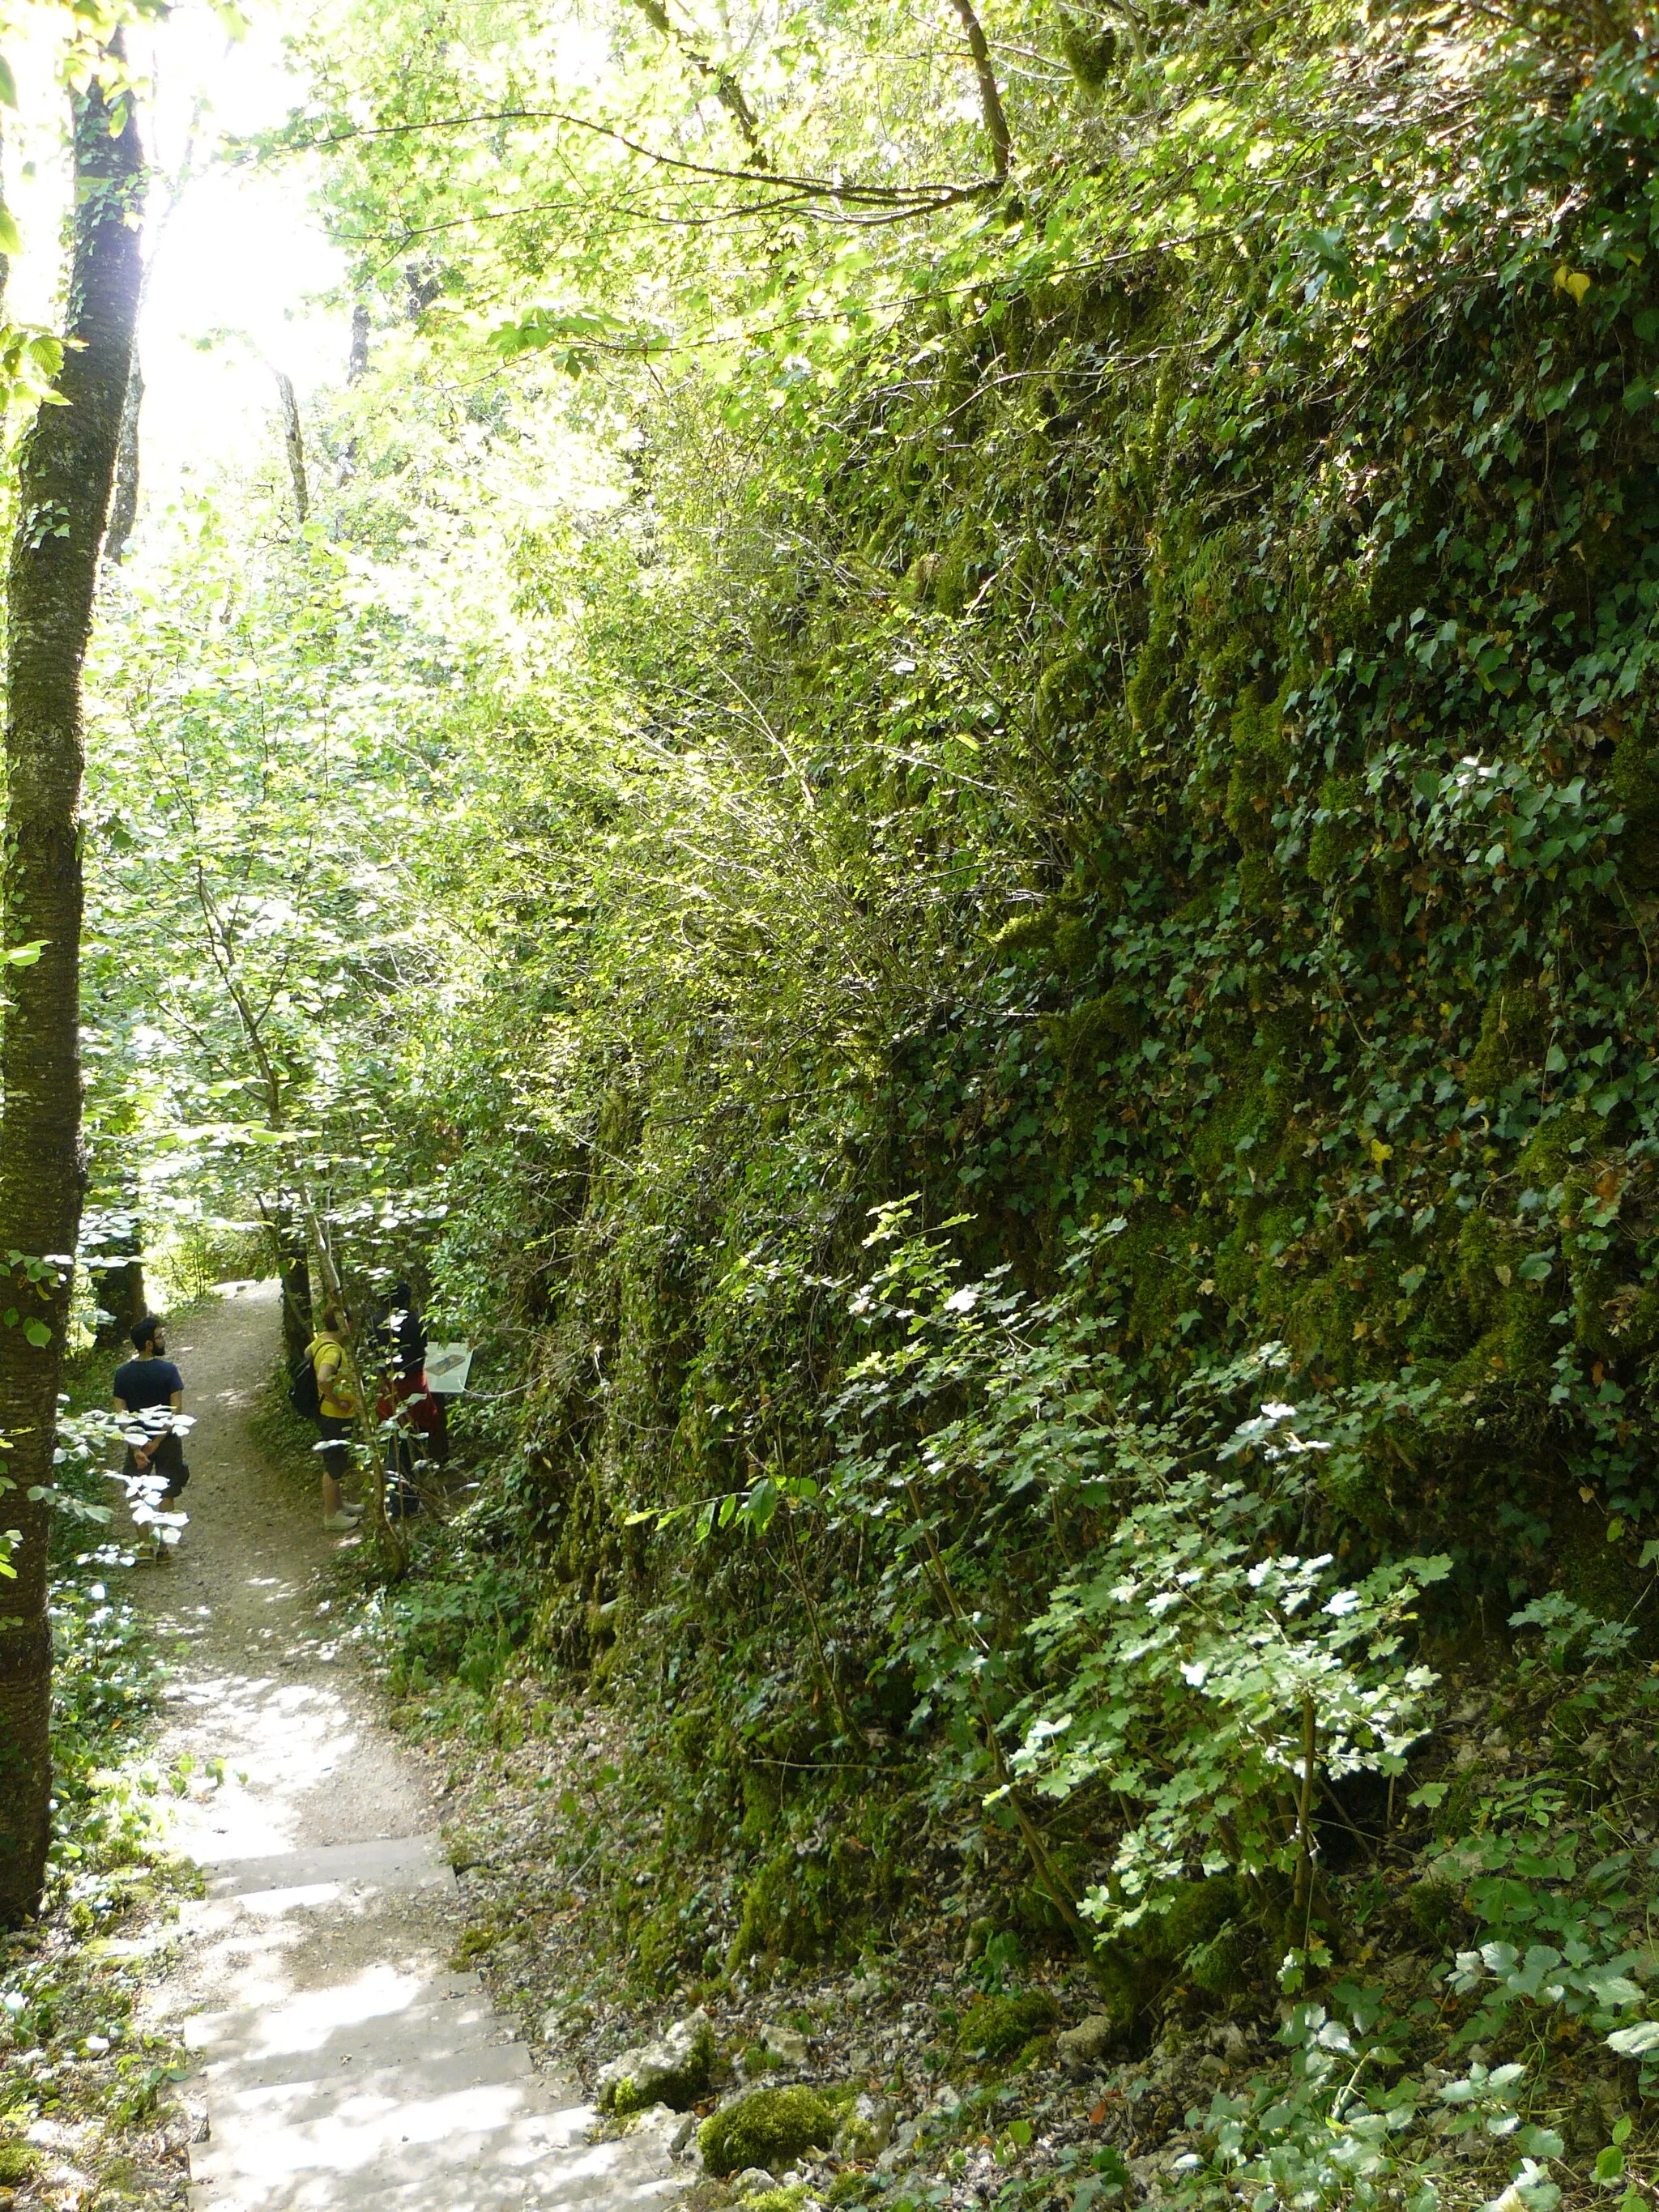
[948, 0, 1012, 180]
[267, 109, 995, 211]
[624, 0, 772, 169]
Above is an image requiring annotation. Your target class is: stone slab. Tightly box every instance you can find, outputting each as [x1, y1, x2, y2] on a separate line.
[198, 2038, 535, 2123]
[204, 1834, 455, 1901]
[186, 1970, 504, 2082]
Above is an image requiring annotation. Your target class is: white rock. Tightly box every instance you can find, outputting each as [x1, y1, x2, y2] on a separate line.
[731, 2169, 779, 2196]
[595, 2006, 714, 2112]
[625, 2103, 697, 2157]
[833, 2093, 895, 2162]
[761, 2022, 809, 2069]
[1056, 2014, 1118, 2071]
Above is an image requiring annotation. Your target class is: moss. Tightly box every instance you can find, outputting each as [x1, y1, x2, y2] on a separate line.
[1407, 1876, 1465, 1946]
[987, 903, 1059, 957]
[1223, 687, 1288, 851]
[1608, 729, 1659, 889]
[1106, 1212, 1196, 1350]
[1307, 774, 1365, 885]
[1058, 10, 1118, 87]
[743, 2191, 812, 2212]
[727, 1833, 900, 1969]
[628, 1891, 713, 1988]
[0, 2145, 41, 2187]
[954, 1989, 1060, 2061]
[1465, 983, 1551, 1099]
[698, 2087, 842, 2177]
[1185, 1920, 1251, 1997]
[1554, 1497, 1653, 1650]
[1084, 1876, 1256, 2031]
[1041, 992, 1137, 1075]
[933, 518, 987, 615]
[1051, 914, 1095, 973]
[1035, 651, 1098, 738]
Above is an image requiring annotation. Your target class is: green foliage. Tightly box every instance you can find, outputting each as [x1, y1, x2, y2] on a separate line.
[697, 2086, 843, 2177]
[62, 7, 1659, 2203]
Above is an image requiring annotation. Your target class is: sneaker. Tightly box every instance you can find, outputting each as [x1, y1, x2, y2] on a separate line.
[322, 1512, 362, 1532]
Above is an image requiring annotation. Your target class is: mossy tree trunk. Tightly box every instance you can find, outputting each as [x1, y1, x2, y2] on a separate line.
[0, 55, 143, 1929]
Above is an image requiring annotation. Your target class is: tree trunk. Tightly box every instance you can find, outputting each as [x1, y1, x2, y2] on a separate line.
[266, 1202, 313, 1371]
[948, 0, 1011, 180]
[348, 301, 369, 383]
[102, 357, 143, 565]
[91, 1170, 147, 1349]
[0, 55, 143, 1929]
[275, 372, 308, 522]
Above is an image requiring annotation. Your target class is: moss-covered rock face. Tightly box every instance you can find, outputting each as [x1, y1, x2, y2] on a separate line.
[726, 1833, 903, 1970]
[697, 2087, 844, 2177]
[953, 1990, 1060, 2061]
[597, 2010, 719, 2115]
[1073, 1876, 1258, 2041]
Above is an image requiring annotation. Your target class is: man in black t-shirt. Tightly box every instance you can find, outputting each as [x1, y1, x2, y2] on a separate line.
[113, 1315, 189, 1540]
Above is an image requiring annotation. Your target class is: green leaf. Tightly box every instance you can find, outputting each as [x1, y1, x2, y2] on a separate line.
[22, 1319, 51, 1348]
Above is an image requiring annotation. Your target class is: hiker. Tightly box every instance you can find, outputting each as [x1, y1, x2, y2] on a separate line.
[306, 1304, 365, 1530]
[370, 1280, 446, 1510]
[370, 1279, 428, 1383]
[113, 1314, 190, 1556]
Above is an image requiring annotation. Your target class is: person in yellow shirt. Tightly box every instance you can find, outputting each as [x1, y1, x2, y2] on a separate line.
[307, 1306, 365, 1530]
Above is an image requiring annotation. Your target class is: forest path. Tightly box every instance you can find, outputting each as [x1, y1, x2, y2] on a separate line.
[128, 1281, 680, 2212]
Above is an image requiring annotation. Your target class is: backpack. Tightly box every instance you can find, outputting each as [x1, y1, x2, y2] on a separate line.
[288, 1351, 322, 1423]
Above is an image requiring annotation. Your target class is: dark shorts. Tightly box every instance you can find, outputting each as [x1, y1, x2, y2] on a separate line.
[318, 1413, 352, 1481]
[124, 1429, 189, 1501]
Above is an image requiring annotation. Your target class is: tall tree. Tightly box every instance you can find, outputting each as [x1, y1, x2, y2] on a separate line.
[0, 44, 143, 1927]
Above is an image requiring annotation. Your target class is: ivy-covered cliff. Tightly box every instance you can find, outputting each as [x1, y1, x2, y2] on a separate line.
[269, 4, 1659, 2195]
[433, 23, 1659, 1634]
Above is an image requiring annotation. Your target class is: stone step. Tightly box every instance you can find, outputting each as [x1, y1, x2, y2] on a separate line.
[198, 2038, 535, 2123]
[181, 1832, 686, 2212]
[192, 2154, 681, 2212]
[203, 1834, 455, 1903]
[188, 2075, 650, 2212]
[186, 1969, 509, 2083]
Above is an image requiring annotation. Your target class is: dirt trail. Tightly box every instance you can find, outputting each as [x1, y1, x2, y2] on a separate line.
[134, 1279, 429, 1869]
[125, 1281, 680, 2212]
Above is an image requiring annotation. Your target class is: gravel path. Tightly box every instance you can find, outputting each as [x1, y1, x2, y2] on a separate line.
[124, 1280, 681, 2212]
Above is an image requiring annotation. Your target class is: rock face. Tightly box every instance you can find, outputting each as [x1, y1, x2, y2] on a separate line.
[625, 2103, 698, 2157]
[832, 2092, 895, 2162]
[596, 2008, 718, 2115]
[759, 2022, 808, 2069]
[1056, 2013, 1118, 2070]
